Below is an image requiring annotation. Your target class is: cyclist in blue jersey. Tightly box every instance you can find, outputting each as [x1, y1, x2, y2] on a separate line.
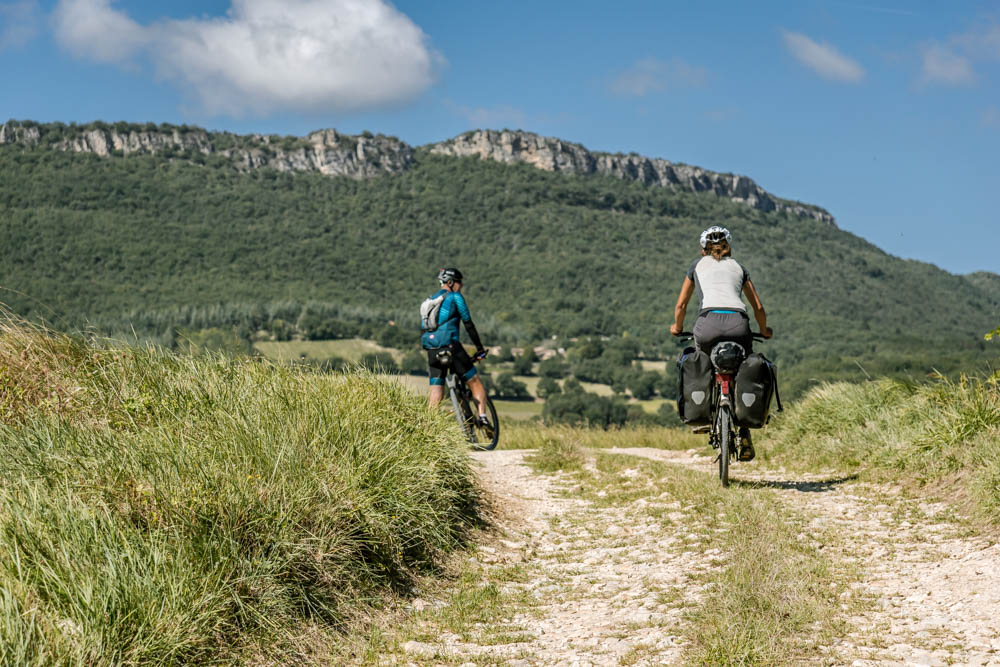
[670, 226, 771, 460]
[422, 268, 490, 423]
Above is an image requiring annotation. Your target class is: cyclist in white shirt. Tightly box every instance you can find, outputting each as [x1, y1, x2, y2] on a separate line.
[670, 226, 772, 461]
[669, 226, 772, 351]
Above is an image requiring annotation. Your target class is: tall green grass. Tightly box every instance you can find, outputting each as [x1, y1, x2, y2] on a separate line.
[0, 316, 480, 663]
[503, 422, 702, 452]
[763, 373, 1000, 516]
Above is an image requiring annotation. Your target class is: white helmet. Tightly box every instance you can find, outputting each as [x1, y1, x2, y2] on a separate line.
[700, 226, 732, 249]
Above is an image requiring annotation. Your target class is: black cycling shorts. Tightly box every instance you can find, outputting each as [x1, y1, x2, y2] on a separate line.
[426, 342, 478, 386]
[693, 310, 752, 355]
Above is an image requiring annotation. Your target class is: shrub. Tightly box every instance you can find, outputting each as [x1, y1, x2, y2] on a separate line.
[493, 372, 531, 400]
[0, 317, 479, 662]
[376, 323, 413, 350]
[512, 354, 534, 376]
[542, 389, 627, 428]
[401, 349, 427, 375]
[536, 376, 562, 399]
[359, 351, 398, 373]
[537, 356, 568, 378]
[628, 370, 662, 400]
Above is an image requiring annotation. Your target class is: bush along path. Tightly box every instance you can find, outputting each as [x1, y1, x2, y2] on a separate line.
[369, 437, 1000, 666]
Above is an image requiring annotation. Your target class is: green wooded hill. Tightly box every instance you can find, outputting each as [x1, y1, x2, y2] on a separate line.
[1, 122, 997, 396]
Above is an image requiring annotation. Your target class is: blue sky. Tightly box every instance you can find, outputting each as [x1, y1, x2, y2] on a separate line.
[2, 0, 998, 275]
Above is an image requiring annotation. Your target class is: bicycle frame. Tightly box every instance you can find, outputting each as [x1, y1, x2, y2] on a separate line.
[707, 370, 743, 481]
[443, 358, 499, 450]
[676, 331, 768, 487]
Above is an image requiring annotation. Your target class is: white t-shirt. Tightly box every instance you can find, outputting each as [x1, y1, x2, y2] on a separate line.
[686, 256, 749, 312]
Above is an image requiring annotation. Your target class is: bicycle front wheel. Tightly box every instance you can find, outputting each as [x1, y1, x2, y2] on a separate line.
[718, 407, 732, 487]
[468, 396, 500, 451]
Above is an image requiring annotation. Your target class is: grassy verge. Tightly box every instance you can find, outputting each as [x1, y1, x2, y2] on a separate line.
[253, 338, 401, 363]
[525, 435, 859, 664]
[0, 317, 481, 663]
[761, 374, 1000, 519]
[504, 422, 703, 452]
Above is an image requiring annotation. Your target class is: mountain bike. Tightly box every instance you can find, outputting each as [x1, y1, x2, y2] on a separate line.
[676, 332, 768, 487]
[445, 355, 500, 450]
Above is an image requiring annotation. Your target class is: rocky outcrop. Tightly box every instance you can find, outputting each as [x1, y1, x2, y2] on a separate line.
[257, 129, 414, 178]
[0, 121, 413, 179]
[58, 127, 212, 156]
[0, 121, 833, 223]
[430, 130, 835, 225]
[0, 122, 40, 145]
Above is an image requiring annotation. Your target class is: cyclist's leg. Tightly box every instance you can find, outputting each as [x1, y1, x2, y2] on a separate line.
[449, 345, 488, 417]
[738, 426, 755, 461]
[693, 312, 723, 354]
[466, 375, 488, 417]
[429, 384, 445, 407]
[427, 349, 447, 407]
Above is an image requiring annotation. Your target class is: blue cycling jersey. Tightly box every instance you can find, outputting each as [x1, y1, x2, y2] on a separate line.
[421, 289, 472, 349]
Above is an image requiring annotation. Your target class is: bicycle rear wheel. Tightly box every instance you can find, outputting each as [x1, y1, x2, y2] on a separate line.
[449, 386, 475, 442]
[468, 395, 500, 451]
[717, 407, 732, 487]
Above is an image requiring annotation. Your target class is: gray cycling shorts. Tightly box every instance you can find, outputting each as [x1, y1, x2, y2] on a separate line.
[693, 311, 752, 355]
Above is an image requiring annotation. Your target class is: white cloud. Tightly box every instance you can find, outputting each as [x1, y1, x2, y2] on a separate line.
[782, 30, 865, 83]
[914, 21, 1000, 89]
[609, 57, 707, 97]
[953, 22, 1000, 61]
[919, 44, 974, 86]
[51, 0, 143, 62]
[0, 0, 41, 50]
[50, 0, 441, 115]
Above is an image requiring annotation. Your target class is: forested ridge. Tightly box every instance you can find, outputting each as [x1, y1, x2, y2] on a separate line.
[1, 124, 997, 396]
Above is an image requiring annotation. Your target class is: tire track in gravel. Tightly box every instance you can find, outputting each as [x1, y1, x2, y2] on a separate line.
[400, 449, 711, 665]
[611, 447, 1000, 667]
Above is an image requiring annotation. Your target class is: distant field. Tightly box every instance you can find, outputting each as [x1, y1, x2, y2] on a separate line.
[255, 338, 402, 362]
[493, 400, 545, 420]
[639, 360, 668, 373]
[257, 340, 670, 418]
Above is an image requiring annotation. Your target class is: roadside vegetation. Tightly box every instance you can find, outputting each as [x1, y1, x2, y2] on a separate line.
[0, 316, 481, 663]
[761, 373, 1000, 520]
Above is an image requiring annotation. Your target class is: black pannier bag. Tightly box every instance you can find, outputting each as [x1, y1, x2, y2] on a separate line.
[733, 353, 782, 428]
[677, 347, 713, 425]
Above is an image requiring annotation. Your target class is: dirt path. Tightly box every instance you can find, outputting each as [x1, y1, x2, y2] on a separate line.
[399, 447, 1000, 665]
[611, 447, 1000, 666]
[400, 449, 710, 665]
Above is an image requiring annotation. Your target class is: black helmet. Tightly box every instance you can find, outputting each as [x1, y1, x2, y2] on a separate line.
[710, 341, 745, 374]
[437, 267, 463, 283]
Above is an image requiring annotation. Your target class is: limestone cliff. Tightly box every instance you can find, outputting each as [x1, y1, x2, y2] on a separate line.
[429, 130, 834, 225]
[0, 121, 834, 224]
[0, 121, 413, 179]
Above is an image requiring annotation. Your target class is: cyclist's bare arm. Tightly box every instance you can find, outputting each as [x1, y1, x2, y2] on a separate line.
[671, 276, 695, 336]
[742, 280, 772, 338]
